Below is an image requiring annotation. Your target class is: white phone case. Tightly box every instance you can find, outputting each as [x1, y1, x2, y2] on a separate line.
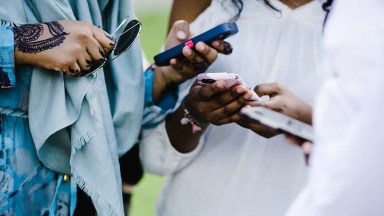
[241, 106, 314, 141]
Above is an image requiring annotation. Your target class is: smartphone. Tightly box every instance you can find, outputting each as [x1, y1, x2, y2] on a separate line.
[241, 106, 314, 142]
[196, 72, 261, 101]
[154, 22, 238, 66]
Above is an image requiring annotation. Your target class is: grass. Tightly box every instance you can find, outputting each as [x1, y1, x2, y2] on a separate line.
[129, 9, 169, 216]
[137, 10, 169, 61]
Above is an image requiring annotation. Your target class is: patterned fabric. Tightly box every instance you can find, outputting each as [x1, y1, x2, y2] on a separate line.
[0, 26, 15, 88]
[0, 22, 70, 216]
[0, 115, 70, 216]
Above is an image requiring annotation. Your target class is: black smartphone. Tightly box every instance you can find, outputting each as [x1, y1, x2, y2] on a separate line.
[154, 22, 238, 66]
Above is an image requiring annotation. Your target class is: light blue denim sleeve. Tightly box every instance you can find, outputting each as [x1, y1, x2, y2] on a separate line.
[142, 66, 178, 129]
[0, 21, 15, 88]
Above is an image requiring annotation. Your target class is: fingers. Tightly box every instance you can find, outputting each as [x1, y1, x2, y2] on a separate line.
[86, 37, 107, 61]
[172, 20, 190, 41]
[206, 86, 254, 124]
[91, 24, 115, 54]
[195, 42, 218, 64]
[165, 20, 190, 51]
[65, 63, 81, 77]
[260, 96, 284, 112]
[77, 51, 92, 71]
[211, 40, 233, 55]
[210, 99, 246, 124]
[254, 82, 281, 97]
[190, 80, 227, 100]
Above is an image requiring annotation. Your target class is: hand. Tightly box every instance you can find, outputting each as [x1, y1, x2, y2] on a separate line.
[14, 20, 115, 77]
[236, 107, 282, 138]
[155, 20, 232, 89]
[236, 83, 312, 138]
[286, 134, 313, 165]
[254, 83, 313, 124]
[184, 80, 255, 125]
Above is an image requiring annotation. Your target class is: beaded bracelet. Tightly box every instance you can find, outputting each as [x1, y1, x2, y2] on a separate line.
[180, 101, 208, 133]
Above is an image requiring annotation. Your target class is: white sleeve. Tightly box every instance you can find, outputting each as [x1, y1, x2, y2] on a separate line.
[286, 1, 384, 215]
[139, 121, 205, 176]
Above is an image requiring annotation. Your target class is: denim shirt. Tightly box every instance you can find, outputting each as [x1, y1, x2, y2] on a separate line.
[0, 16, 176, 215]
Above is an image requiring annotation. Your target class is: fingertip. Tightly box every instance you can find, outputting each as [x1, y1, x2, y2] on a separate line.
[182, 46, 193, 56]
[235, 85, 247, 94]
[216, 80, 226, 88]
[170, 58, 177, 65]
[196, 42, 206, 52]
[211, 40, 220, 48]
[177, 30, 187, 40]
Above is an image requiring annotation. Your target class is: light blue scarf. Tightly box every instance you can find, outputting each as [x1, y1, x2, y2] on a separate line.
[1, 0, 144, 215]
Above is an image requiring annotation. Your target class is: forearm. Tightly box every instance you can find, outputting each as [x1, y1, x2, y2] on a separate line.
[297, 102, 313, 125]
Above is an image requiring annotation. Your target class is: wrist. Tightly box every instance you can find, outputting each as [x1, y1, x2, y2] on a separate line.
[181, 96, 209, 132]
[297, 103, 313, 125]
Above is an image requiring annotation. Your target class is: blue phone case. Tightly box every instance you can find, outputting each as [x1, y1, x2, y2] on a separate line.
[154, 22, 238, 66]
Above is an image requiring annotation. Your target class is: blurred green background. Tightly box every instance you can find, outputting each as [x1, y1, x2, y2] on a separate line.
[129, 5, 170, 216]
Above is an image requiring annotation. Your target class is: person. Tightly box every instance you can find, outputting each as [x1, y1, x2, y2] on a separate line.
[0, 1, 226, 215]
[285, 0, 384, 215]
[140, 0, 331, 215]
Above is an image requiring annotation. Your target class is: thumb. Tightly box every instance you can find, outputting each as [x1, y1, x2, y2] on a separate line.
[171, 20, 190, 41]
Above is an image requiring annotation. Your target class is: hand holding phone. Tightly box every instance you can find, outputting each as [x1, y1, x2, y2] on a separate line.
[154, 22, 238, 66]
[241, 106, 314, 142]
[197, 72, 261, 101]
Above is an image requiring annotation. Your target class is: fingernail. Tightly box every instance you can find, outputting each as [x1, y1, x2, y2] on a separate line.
[236, 86, 246, 94]
[217, 80, 225, 88]
[196, 43, 205, 51]
[99, 49, 106, 58]
[184, 47, 192, 56]
[243, 92, 251, 100]
[212, 41, 220, 47]
[177, 30, 187, 39]
[105, 33, 116, 43]
[223, 41, 233, 55]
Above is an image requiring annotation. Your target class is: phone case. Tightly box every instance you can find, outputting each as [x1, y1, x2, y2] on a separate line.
[196, 72, 261, 101]
[154, 22, 238, 66]
[241, 106, 314, 141]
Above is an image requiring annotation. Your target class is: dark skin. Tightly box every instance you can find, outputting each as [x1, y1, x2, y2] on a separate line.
[152, 20, 228, 104]
[166, 0, 314, 153]
[167, 81, 256, 153]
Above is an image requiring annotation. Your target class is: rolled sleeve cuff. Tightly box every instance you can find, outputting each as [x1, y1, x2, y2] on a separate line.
[140, 121, 204, 175]
[0, 26, 15, 88]
[143, 65, 178, 129]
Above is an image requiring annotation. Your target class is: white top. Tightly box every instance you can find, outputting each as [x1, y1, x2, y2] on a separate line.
[140, 1, 326, 215]
[286, 0, 384, 215]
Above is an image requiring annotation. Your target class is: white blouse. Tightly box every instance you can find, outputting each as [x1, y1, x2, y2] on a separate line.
[287, 0, 384, 215]
[140, 1, 326, 215]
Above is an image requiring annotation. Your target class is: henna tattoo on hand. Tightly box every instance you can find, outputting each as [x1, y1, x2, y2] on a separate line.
[13, 21, 69, 53]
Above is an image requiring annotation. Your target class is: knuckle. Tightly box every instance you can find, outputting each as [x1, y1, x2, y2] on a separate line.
[271, 82, 280, 90]
[60, 57, 75, 67]
[77, 30, 92, 41]
[222, 106, 232, 114]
